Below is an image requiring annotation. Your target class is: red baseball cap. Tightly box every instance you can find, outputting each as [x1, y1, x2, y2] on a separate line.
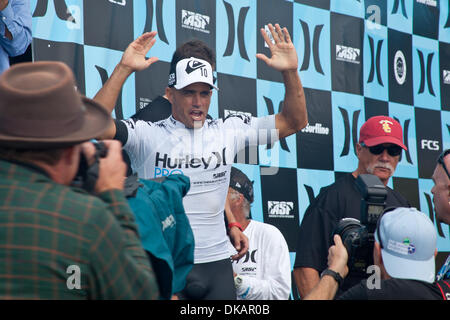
[359, 116, 407, 150]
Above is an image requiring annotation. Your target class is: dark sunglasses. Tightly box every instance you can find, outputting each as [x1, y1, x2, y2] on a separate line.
[360, 142, 402, 157]
[437, 149, 450, 180]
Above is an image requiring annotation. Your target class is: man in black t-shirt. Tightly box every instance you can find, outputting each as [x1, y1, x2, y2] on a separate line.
[304, 207, 445, 300]
[294, 116, 410, 297]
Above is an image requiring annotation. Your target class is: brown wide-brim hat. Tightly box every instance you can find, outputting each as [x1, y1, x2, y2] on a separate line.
[0, 61, 111, 149]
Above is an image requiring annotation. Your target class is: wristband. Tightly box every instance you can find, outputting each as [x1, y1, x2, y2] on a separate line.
[228, 222, 243, 232]
[321, 268, 344, 287]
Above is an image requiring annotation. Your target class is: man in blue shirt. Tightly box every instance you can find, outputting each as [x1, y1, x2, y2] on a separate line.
[0, 0, 32, 74]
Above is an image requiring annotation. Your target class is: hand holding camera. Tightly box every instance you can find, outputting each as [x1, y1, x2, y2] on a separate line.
[327, 235, 349, 279]
[75, 140, 127, 194]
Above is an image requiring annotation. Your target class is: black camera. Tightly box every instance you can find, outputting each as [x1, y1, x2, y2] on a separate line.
[72, 142, 108, 193]
[333, 174, 387, 276]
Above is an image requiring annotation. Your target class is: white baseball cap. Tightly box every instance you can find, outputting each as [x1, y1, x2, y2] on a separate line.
[375, 207, 437, 283]
[168, 57, 218, 90]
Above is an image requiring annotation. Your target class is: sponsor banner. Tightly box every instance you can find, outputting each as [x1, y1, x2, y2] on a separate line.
[32, 39, 86, 95]
[330, 12, 364, 95]
[83, 45, 136, 119]
[415, 108, 442, 179]
[83, 0, 134, 51]
[330, 0, 364, 18]
[133, 0, 176, 62]
[387, 0, 413, 34]
[134, 60, 171, 114]
[332, 91, 365, 173]
[440, 42, 450, 111]
[294, 3, 331, 91]
[388, 29, 413, 106]
[297, 168, 334, 223]
[392, 176, 420, 210]
[257, 79, 297, 169]
[216, 0, 257, 79]
[31, 0, 83, 44]
[389, 102, 418, 179]
[261, 167, 299, 252]
[297, 88, 334, 170]
[363, 24, 388, 101]
[256, 0, 293, 83]
[176, 0, 216, 50]
[413, 35, 440, 110]
[413, 0, 440, 40]
[218, 73, 258, 165]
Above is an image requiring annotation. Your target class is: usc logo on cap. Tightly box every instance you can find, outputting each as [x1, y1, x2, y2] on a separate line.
[379, 120, 393, 133]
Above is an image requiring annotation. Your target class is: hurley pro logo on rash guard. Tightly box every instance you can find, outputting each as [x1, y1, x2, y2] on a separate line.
[154, 147, 228, 177]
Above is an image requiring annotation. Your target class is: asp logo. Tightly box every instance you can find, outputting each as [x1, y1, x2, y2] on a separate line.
[268, 201, 294, 218]
[336, 45, 361, 64]
[181, 9, 210, 34]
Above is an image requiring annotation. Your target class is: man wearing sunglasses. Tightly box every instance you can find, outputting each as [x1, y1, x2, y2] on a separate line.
[431, 149, 450, 281]
[304, 207, 446, 300]
[294, 116, 410, 298]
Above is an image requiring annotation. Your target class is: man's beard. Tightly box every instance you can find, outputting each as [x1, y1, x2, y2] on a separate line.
[366, 162, 394, 177]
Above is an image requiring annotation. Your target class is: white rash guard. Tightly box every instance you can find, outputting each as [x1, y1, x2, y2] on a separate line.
[229, 220, 291, 300]
[121, 114, 278, 263]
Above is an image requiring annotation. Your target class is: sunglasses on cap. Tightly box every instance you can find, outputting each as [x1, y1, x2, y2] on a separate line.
[360, 142, 402, 157]
[437, 149, 450, 180]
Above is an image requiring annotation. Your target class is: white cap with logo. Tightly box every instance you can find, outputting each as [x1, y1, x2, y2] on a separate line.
[168, 57, 218, 90]
[375, 207, 437, 283]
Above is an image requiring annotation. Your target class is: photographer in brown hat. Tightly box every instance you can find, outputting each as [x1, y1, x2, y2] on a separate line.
[0, 61, 159, 299]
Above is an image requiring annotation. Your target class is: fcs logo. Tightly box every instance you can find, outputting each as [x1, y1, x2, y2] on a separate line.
[336, 45, 360, 64]
[379, 120, 393, 133]
[421, 139, 440, 151]
[417, 50, 436, 96]
[299, 20, 324, 75]
[181, 10, 210, 34]
[268, 201, 294, 218]
[394, 50, 407, 85]
[367, 35, 384, 86]
[223, 1, 250, 61]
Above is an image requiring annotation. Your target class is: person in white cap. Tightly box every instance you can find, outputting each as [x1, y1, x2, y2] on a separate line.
[294, 116, 410, 297]
[304, 207, 446, 300]
[93, 24, 307, 299]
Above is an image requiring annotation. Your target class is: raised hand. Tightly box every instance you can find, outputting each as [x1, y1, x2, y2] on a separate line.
[256, 23, 298, 72]
[119, 31, 159, 73]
